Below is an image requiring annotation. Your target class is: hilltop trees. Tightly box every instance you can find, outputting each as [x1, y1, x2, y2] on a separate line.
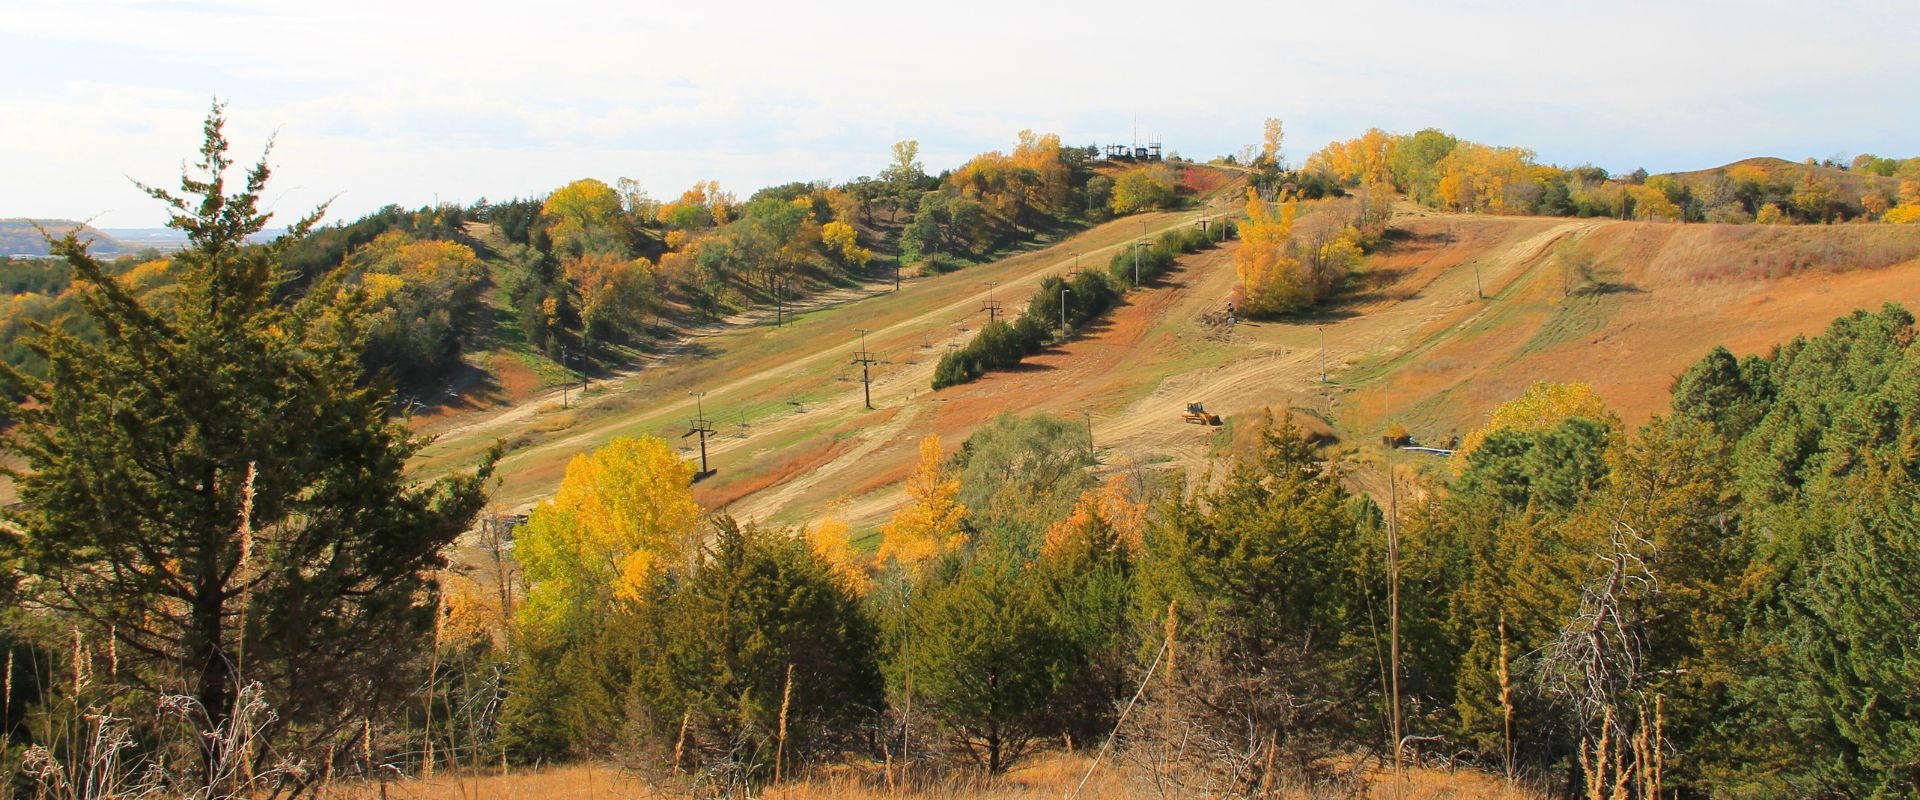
[1, 104, 496, 754]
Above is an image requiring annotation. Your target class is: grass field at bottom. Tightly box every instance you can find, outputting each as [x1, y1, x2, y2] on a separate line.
[316, 752, 1539, 800]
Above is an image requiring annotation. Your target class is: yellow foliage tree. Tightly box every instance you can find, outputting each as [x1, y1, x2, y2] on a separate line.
[805, 514, 869, 594]
[543, 178, 627, 257]
[1308, 128, 1394, 186]
[1455, 382, 1612, 464]
[1628, 184, 1682, 221]
[1434, 143, 1539, 214]
[515, 436, 701, 633]
[821, 220, 872, 267]
[1235, 188, 1306, 315]
[877, 435, 967, 570]
[1885, 204, 1920, 224]
[1262, 117, 1285, 166]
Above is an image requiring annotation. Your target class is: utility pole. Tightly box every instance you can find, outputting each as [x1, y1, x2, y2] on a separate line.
[981, 282, 1002, 324]
[1133, 241, 1149, 287]
[1388, 463, 1404, 787]
[684, 391, 715, 477]
[1060, 288, 1071, 330]
[1083, 410, 1095, 462]
[582, 334, 593, 394]
[560, 345, 571, 408]
[1319, 326, 1328, 382]
[852, 328, 878, 410]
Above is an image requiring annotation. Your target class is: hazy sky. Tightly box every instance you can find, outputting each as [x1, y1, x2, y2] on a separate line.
[4, 0, 1916, 228]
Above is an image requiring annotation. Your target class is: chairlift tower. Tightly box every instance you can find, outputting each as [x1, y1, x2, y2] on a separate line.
[981, 282, 1003, 324]
[684, 391, 716, 477]
[852, 328, 879, 410]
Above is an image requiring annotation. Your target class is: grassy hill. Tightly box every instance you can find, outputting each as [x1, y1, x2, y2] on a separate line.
[412, 186, 1920, 539]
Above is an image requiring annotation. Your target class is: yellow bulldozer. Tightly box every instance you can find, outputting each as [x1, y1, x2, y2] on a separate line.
[1182, 401, 1222, 426]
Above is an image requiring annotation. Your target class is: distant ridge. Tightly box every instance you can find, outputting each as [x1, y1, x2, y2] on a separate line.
[1, 219, 131, 257]
[2, 220, 285, 257]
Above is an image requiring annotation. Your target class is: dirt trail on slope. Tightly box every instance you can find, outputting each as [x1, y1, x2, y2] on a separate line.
[421, 200, 1241, 514]
[754, 215, 1601, 530]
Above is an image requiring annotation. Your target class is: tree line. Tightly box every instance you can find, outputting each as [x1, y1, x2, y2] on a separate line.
[931, 224, 1228, 389]
[1309, 127, 1920, 225]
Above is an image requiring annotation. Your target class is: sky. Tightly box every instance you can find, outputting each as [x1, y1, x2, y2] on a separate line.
[3, 0, 1916, 228]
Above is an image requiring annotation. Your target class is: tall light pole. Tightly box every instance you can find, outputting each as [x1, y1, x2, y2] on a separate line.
[1061, 288, 1071, 330]
[1133, 241, 1149, 287]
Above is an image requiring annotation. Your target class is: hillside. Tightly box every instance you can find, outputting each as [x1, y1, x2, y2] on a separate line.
[1340, 211, 1920, 445]
[412, 199, 1920, 536]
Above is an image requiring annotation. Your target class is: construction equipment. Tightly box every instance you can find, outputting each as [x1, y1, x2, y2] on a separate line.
[1183, 401, 1222, 426]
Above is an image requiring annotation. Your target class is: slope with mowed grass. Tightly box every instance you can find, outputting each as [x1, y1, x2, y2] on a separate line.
[1339, 216, 1920, 446]
[409, 172, 1250, 525]
[414, 189, 1920, 534]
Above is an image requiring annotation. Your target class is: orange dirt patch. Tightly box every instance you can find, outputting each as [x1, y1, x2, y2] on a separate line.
[695, 436, 854, 512]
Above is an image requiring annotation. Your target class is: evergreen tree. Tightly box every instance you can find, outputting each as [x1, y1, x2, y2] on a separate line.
[902, 556, 1069, 774]
[0, 104, 495, 747]
[630, 517, 883, 777]
[1135, 412, 1366, 782]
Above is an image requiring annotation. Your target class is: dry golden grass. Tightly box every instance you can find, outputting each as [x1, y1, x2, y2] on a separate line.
[316, 754, 1540, 800]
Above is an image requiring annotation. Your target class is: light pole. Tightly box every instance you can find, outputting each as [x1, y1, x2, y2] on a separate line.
[1133, 241, 1149, 287]
[1061, 288, 1071, 330]
[560, 345, 571, 408]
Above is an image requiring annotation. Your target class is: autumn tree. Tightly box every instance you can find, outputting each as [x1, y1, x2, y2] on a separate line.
[1454, 381, 1612, 463]
[565, 252, 659, 343]
[544, 178, 629, 257]
[347, 231, 487, 390]
[1, 104, 495, 755]
[806, 513, 869, 594]
[502, 435, 699, 755]
[877, 435, 968, 571]
[1234, 187, 1308, 315]
[1109, 166, 1177, 214]
[881, 140, 926, 222]
[821, 220, 872, 269]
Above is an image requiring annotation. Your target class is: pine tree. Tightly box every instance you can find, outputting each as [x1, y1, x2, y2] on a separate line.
[0, 103, 494, 747]
[903, 557, 1069, 774]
